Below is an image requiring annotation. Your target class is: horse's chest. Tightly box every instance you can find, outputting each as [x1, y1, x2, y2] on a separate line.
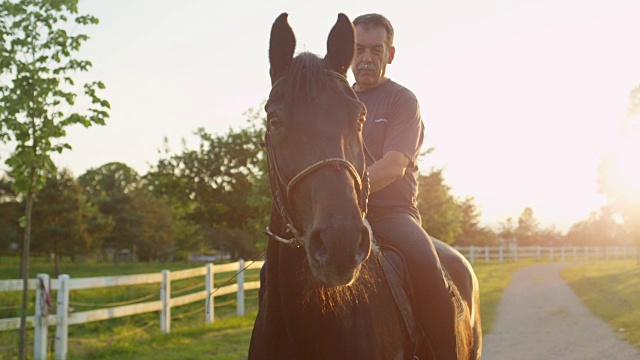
[289, 313, 406, 360]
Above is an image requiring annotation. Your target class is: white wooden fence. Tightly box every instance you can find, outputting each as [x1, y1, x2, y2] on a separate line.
[455, 245, 640, 265]
[2, 246, 638, 358]
[0, 260, 264, 360]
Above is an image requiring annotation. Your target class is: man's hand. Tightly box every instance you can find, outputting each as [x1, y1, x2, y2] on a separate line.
[368, 150, 410, 193]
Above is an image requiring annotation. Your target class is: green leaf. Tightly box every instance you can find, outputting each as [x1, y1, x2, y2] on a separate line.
[0, 0, 109, 197]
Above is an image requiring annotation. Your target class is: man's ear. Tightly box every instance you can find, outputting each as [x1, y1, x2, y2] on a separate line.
[388, 46, 395, 64]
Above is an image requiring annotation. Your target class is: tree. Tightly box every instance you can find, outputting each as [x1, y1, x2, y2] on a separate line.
[498, 217, 516, 248]
[565, 206, 626, 246]
[78, 162, 140, 262]
[130, 191, 174, 261]
[416, 169, 462, 244]
[456, 196, 498, 246]
[0, 1, 109, 356]
[0, 176, 21, 257]
[31, 169, 90, 274]
[146, 112, 268, 259]
[142, 138, 200, 257]
[598, 85, 640, 244]
[416, 168, 496, 245]
[515, 207, 539, 246]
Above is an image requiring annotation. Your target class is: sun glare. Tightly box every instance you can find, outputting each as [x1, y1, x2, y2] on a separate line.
[608, 115, 640, 200]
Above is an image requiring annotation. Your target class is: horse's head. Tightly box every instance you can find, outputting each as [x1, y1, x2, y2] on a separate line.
[266, 13, 372, 287]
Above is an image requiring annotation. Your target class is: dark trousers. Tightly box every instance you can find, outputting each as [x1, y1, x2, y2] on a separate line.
[368, 206, 457, 359]
[366, 206, 451, 311]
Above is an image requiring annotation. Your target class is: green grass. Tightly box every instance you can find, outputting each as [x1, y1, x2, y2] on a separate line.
[0, 255, 200, 280]
[0, 256, 527, 359]
[562, 261, 640, 348]
[67, 311, 257, 360]
[0, 255, 259, 360]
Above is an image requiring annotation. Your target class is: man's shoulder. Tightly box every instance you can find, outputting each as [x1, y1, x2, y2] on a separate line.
[385, 79, 418, 102]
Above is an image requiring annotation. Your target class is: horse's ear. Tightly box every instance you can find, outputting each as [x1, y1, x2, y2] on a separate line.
[269, 13, 296, 85]
[325, 13, 355, 76]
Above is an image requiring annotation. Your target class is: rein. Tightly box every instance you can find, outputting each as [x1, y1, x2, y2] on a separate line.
[205, 251, 267, 317]
[264, 70, 370, 248]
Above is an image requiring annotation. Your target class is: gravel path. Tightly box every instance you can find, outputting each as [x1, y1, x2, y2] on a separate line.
[482, 263, 640, 360]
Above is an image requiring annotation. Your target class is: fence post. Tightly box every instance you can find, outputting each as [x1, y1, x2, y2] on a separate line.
[469, 247, 475, 265]
[550, 247, 554, 262]
[161, 270, 171, 334]
[513, 245, 518, 262]
[55, 274, 70, 360]
[34, 273, 49, 360]
[537, 246, 541, 261]
[499, 247, 504, 263]
[485, 246, 489, 263]
[237, 259, 245, 317]
[573, 247, 577, 261]
[205, 263, 214, 324]
[561, 247, 566, 262]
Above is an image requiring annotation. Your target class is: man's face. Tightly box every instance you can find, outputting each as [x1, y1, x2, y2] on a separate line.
[352, 24, 395, 91]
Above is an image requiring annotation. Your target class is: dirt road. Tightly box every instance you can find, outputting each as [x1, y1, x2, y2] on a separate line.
[482, 263, 640, 360]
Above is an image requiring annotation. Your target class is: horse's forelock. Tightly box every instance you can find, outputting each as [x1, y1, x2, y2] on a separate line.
[280, 52, 335, 102]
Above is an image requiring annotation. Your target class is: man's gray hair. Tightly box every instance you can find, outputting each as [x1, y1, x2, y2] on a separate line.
[352, 13, 394, 46]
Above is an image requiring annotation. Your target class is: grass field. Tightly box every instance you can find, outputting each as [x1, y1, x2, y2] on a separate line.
[0, 256, 260, 360]
[562, 260, 640, 349]
[0, 257, 531, 359]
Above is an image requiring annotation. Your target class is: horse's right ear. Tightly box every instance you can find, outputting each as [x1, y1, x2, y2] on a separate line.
[269, 13, 296, 85]
[325, 13, 355, 76]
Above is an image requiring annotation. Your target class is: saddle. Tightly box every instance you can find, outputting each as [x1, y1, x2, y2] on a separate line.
[378, 244, 465, 359]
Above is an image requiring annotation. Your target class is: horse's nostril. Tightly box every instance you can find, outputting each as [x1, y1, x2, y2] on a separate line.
[309, 228, 328, 263]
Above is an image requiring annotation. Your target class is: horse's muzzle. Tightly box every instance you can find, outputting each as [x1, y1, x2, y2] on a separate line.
[306, 221, 372, 286]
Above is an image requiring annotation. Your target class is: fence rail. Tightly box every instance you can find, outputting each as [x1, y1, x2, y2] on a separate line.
[0, 260, 264, 360]
[454, 245, 640, 264]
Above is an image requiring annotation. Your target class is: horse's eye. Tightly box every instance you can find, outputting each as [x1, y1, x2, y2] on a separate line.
[269, 116, 283, 130]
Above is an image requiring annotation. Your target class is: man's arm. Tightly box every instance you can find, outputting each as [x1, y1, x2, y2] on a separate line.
[368, 150, 410, 193]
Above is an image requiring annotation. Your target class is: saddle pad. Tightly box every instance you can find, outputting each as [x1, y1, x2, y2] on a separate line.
[378, 246, 420, 347]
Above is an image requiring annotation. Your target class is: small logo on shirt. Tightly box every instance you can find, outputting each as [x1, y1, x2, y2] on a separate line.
[374, 118, 389, 123]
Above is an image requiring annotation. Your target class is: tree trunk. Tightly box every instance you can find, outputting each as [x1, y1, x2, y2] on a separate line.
[18, 190, 33, 360]
[54, 241, 60, 277]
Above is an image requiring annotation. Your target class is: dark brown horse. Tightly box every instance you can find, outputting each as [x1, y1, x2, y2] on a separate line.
[249, 13, 482, 360]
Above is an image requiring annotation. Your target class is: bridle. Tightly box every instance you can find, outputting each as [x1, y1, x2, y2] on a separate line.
[264, 70, 370, 248]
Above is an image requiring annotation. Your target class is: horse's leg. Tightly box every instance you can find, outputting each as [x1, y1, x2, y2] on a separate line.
[433, 238, 483, 359]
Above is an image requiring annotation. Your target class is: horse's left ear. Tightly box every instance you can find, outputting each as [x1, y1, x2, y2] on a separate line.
[269, 13, 296, 85]
[325, 13, 355, 76]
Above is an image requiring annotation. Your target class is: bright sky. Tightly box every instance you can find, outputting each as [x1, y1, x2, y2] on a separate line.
[40, 0, 640, 233]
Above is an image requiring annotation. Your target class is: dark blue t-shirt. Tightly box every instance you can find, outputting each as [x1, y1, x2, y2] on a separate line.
[355, 79, 424, 213]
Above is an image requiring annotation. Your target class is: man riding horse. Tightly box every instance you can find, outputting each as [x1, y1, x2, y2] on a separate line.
[350, 13, 458, 359]
[251, 13, 481, 360]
